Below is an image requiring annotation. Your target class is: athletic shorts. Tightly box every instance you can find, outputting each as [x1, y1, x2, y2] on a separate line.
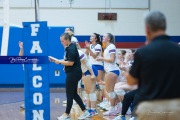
[110, 70, 120, 76]
[93, 65, 104, 72]
[84, 65, 98, 76]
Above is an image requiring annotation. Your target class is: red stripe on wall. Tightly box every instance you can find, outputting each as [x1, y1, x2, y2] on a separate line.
[79, 42, 145, 49]
[79, 43, 85, 48]
[115, 42, 145, 48]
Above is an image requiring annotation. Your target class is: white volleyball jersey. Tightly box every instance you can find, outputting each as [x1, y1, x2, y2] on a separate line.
[78, 50, 89, 73]
[103, 44, 119, 72]
[71, 36, 78, 43]
[89, 44, 103, 66]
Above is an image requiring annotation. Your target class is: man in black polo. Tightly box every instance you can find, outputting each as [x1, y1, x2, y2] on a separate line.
[126, 11, 180, 120]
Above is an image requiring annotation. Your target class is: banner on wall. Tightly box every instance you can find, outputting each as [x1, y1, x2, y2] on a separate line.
[23, 21, 50, 120]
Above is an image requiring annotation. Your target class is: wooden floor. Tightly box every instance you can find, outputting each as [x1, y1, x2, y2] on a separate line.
[0, 89, 130, 120]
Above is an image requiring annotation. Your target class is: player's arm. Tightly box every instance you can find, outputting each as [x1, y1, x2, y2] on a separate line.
[85, 41, 90, 56]
[85, 41, 100, 59]
[96, 53, 115, 63]
[88, 50, 99, 59]
[55, 49, 76, 66]
[19, 41, 24, 56]
[55, 60, 74, 66]
[85, 49, 89, 56]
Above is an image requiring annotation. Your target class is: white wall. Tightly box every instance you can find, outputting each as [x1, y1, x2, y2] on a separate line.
[39, 9, 147, 35]
[150, 0, 180, 35]
[0, 0, 179, 36]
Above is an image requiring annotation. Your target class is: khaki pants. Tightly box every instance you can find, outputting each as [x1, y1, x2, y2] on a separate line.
[135, 98, 180, 120]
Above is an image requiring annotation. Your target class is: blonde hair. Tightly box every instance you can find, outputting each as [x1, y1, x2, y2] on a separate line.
[60, 32, 72, 41]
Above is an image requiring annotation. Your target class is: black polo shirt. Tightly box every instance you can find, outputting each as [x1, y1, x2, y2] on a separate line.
[129, 35, 180, 103]
[64, 43, 81, 73]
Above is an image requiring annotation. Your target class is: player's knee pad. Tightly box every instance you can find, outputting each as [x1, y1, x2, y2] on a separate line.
[114, 89, 126, 96]
[99, 85, 104, 90]
[107, 91, 116, 99]
[78, 80, 82, 88]
[89, 93, 97, 101]
[85, 93, 90, 100]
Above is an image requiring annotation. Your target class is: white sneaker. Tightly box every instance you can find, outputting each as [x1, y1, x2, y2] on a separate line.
[63, 100, 67, 104]
[129, 117, 136, 120]
[57, 113, 70, 120]
[102, 102, 110, 110]
[113, 115, 126, 120]
[105, 105, 111, 111]
[20, 104, 25, 109]
[99, 101, 108, 108]
[100, 101, 109, 107]
[114, 103, 122, 114]
[126, 108, 132, 115]
[78, 110, 90, 119]
[103, 108, 117, 116]
[97, 100, 107, 107]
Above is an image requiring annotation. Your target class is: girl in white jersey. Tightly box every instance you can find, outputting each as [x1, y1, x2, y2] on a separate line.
[84, 33, 105, 91]
[75, 42, 99, 117]
[97, 33, 120, 116]
[85, 33, 104, 81]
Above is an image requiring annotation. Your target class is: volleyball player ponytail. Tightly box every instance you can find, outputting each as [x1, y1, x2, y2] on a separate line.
[107, 33, 115, 44]
[94, 33, 102, 46]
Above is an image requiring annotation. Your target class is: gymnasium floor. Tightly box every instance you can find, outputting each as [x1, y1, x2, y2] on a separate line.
[0, 88, 130, 120]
